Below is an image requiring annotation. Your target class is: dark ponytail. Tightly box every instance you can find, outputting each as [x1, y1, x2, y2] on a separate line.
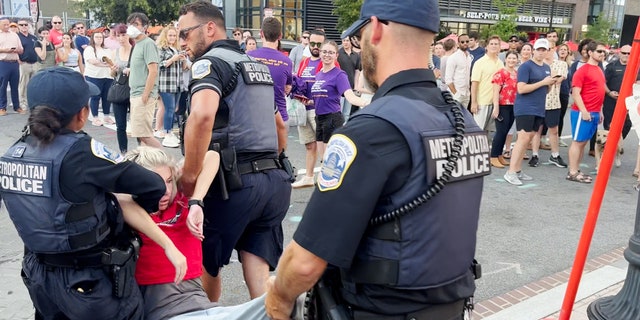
[28, 106, 68, 145]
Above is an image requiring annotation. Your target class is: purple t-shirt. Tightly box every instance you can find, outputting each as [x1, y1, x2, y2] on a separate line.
[311, 67, 351, 115]
[248, 48, 293, 121]
[297, 58, 321, 110]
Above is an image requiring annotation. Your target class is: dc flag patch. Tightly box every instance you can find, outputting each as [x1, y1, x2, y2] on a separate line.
[192, 59, 212, 79]
[91, 139, 124, 164]
[318, 134, 357, 192]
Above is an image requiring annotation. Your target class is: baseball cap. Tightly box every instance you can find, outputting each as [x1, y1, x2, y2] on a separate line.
[27, 67, 100, 120]
[341, 0, 439, 38]
[533, 38, 549, 50]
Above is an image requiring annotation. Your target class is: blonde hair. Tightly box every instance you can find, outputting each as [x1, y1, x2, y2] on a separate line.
[125, 146, 179, 200]
[157, 25, 179, 50]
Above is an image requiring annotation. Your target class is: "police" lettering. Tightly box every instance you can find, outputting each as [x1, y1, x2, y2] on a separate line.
[426, 133, 491, 181]
[240, 62, 274, 85]
[0, 160, 52, 196]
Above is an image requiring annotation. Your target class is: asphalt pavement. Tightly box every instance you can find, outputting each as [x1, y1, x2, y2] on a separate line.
[0, 108, 637, 319]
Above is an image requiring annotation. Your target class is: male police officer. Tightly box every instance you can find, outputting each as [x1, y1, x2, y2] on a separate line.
[178, 1, 292, 302]
[265, 0, 489, 319]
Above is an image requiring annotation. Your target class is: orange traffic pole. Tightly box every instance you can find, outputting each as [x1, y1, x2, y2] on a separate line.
[558, 21, 640, 320]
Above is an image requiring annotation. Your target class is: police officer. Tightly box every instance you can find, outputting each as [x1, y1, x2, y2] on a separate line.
[265, 0, 489, 319]
[0, 67, 168, 320]
[177, 1, 292, 302]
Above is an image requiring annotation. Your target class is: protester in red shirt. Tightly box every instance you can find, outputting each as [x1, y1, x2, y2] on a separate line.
[118, 147, 220, 319]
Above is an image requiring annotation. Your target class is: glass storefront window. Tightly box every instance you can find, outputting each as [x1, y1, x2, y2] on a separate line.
[236, 0, 303, 41]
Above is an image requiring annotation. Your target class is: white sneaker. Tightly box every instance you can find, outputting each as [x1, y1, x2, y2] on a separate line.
[292, 175, 315, 188]
[154, 130, 166, 138]
[517, 171, 533, 181]
[162, 132, 180, 148]
[504, 171, 523, 186]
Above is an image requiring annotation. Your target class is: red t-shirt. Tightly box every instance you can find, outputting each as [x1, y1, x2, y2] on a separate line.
[491, 68, 518, 106]
[48, 28, 64, 47]
[135, 192, 203, 285]
[571, 63, 605, 113]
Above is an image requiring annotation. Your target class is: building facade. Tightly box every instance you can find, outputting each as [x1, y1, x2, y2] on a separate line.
[223, 0, 340, 40]
[439, 0, 589, 41]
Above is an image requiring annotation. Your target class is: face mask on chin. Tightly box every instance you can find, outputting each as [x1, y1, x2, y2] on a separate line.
[126, 25, 142, 38]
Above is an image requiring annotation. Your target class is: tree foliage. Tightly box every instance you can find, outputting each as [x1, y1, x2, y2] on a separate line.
[77, 0, 190, 25]
[333, 0, 363, 32]
[481, 0, 527, 41]
[584, 13, 614, 45]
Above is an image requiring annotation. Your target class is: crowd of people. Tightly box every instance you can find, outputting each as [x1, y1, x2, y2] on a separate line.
[0, 15, 190, 151]
[1, 0, 639, 319]
[429, 29, 640, 186]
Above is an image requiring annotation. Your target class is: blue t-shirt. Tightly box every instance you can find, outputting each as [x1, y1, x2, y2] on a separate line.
[514, 60, 550, 117]
[74, 35, 90, 60]
[311, 67, 351, 115]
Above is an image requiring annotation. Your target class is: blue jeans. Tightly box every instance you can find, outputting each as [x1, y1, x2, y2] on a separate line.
[159, 92, 180, 132]
[112, 102, 129, 153]
[0, 61, 20, 111]
[86, 77, 113, 117]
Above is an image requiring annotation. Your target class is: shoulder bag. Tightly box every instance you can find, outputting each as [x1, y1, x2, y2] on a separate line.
[107, 49, 132, 104]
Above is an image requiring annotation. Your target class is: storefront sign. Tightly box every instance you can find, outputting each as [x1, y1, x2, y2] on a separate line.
[463, 11, 566, 25]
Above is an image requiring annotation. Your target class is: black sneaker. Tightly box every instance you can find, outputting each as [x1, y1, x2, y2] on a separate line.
[528, 155, 539, 167]
[549, 155, 568, 168]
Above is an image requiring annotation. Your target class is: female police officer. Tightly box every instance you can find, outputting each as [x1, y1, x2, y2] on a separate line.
[0, 67, 172, 320]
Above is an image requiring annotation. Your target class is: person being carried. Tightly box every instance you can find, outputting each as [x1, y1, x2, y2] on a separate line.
[117, 147, 220, 319]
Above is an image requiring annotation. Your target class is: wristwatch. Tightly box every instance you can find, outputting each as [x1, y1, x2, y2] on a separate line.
[188, 199, 204, 209]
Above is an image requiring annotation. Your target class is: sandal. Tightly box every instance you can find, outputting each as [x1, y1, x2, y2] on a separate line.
[502, 151, 511, 159]
[633, 171, 639, 178]
[566, 171, 592, 184]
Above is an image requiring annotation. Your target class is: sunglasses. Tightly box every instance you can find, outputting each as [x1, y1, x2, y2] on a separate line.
[179, 23, 206, 40]
[302, 36, 309, 39]
[595, 49, 606, 54]
[52, 21, 62, 24]
[309, 42, 322, 48]
[459, 40, 469, 44]
[19, 23, 28, 26]
[621, 51, 631, 55]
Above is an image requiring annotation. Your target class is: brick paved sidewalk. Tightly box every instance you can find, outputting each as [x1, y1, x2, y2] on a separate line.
[474, 247, 627, 320]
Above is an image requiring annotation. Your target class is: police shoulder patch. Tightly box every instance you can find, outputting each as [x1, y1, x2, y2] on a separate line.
[90, 139, 124, 164]
[192, 59, 212, 79]
[317, 134, 357, 192]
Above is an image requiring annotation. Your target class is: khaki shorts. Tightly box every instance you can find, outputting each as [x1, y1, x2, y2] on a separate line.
[297, 109, 317, 145]
[129, 96, 157, 138]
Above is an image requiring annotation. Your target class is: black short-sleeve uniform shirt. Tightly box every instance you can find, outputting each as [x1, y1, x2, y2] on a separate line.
[58, 131, 165, 212]
[293, 70, 459, 314]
